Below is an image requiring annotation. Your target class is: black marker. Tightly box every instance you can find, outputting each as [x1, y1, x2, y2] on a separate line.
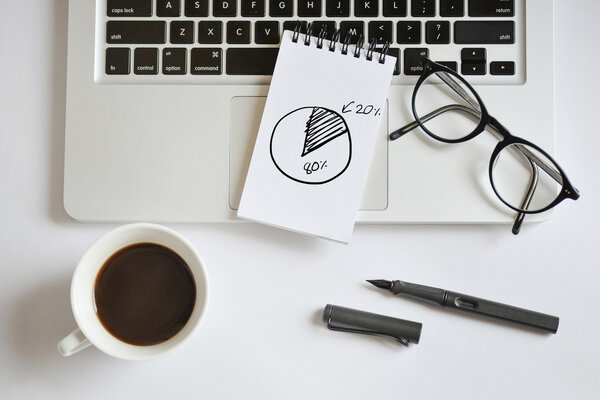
[367, 279, 559, 334]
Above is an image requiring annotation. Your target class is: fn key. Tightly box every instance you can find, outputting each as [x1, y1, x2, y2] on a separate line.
[106, 48, 130, 74]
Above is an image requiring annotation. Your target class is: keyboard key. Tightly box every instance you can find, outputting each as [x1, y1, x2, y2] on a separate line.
[469, 0, 514, 17]
[461, 48, 486, 62]
[226, 48, 279, 75]
[105, 48, 130, 74]
[298, 0, 322, 17]
[170, 21, 194, 44]
[326, 0, 350, 17]
[411, 0, 435, 17]
[283, 20, 308, 33]
[255, 21, 280, 44]
[397, 21, 421, 44]
[462, 62, 486, 75]
[270, 0, 293, 16]
[191, 48, 222, 75]
[163, 48, 187, 74]
[383, 0, 406, 17]
[355, 0, 378, 17]
[490, 61, 515, 75]
[227, 21, 251, 44]
[404, 48, 429, 75]
[387, 47, 400, 75]
[157, 0, 180, 17]
[106, 21, 166, 44]
[425, 21, 450, 44]
[241, 0, 265, 16]
[107, 0, 152, 17]
[134, 48, 158, 75]
[439, 0, 463, 17]
[437, 61, 458, 72]
[214, 0, 237, 16]
[199, 21, 223, 44]
[368, 21, 393, 44]
[185, 0, 208, 16]
[311, 21, 337, 40]
[455, 21, 515, 44]
[339, 21, 364, 43]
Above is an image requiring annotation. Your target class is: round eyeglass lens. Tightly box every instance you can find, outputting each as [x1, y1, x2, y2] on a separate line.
[491, 143, 563, 212]
[414, 71, 483, 141]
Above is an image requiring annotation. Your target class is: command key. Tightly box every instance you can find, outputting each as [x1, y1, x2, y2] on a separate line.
[191, 48, 222, 75]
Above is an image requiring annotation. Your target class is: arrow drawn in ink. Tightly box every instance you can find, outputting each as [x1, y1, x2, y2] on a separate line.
[342, 101, 354, 113]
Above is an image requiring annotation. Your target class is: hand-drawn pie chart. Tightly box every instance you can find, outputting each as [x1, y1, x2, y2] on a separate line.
[270, 106, 352, 184]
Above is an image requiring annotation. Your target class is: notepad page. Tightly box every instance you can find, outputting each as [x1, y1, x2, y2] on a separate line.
[238, 31, 395, 243]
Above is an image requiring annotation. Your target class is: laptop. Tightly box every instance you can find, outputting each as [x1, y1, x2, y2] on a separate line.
[64, 0, 554, 224]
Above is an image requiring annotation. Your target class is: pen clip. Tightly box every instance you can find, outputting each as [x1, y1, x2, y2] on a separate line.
[326, 317, 409, 346]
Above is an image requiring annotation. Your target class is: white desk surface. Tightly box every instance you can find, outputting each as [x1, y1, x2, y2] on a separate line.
[1, 1, 599, 399]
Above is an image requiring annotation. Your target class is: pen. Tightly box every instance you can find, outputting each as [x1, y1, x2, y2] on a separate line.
[367, 279, 559, 334]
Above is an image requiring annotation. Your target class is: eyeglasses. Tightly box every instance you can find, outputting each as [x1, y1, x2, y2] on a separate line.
[390, 58, 579, 234]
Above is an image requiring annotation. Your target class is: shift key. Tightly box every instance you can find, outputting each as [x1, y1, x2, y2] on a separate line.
[454, 21, 514, 44]
[106, 21, 166, 44]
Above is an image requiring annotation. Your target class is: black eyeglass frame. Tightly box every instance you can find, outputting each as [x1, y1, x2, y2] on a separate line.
[405, 58, 580, 215]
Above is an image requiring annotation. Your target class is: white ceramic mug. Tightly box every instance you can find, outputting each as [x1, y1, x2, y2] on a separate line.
[57, 223, 209, 360]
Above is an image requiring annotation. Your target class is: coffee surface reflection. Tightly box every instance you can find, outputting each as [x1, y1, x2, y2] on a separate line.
[94, 243, 196, 346]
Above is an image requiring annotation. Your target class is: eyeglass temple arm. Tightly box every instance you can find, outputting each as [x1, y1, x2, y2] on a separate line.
[512, 144, 562, 184]
[389, 104, 480, 140]
[512, 160, 539, 235]
[436, 71, 481, 111]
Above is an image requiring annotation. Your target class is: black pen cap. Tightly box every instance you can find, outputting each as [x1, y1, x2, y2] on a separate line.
[323, 304, 422, 345]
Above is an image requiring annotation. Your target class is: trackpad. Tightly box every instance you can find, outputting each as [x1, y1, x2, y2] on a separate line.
[229, 96, 388, 211]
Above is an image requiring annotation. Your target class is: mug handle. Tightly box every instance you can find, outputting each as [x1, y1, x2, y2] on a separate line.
[57, 329, 91, 356]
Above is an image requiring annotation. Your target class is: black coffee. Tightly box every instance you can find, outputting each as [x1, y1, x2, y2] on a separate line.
[94, 243, 196, 346]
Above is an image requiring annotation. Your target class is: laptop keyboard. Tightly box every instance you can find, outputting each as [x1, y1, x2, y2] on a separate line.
[100, 0, 524, 84]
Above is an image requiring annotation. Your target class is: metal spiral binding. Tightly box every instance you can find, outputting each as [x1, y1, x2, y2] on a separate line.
[316, 25, 327, 49]
[379, 42, 390, 64]
[304, 23, 313, 45]
[341, 31, 352, 55]
[292, 21, 390, 63]
[292, 22, 302, 43]
[366, 39, 377, 61]
[329, 30, 340, 52]
[353, 34, 364, 58]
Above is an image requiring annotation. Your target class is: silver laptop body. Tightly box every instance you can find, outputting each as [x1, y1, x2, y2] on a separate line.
[64, 0, 554, 224]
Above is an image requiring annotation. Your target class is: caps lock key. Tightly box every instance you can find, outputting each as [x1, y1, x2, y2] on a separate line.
[107, 0, 152, 17]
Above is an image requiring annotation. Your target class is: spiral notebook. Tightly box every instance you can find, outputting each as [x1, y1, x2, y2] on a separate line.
[238, 29, 396, 243]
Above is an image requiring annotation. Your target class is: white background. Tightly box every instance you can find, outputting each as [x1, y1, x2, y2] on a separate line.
[1, 1, 599, 399]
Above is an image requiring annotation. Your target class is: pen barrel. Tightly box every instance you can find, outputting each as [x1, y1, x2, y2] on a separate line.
[443, 291, 559, 333]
